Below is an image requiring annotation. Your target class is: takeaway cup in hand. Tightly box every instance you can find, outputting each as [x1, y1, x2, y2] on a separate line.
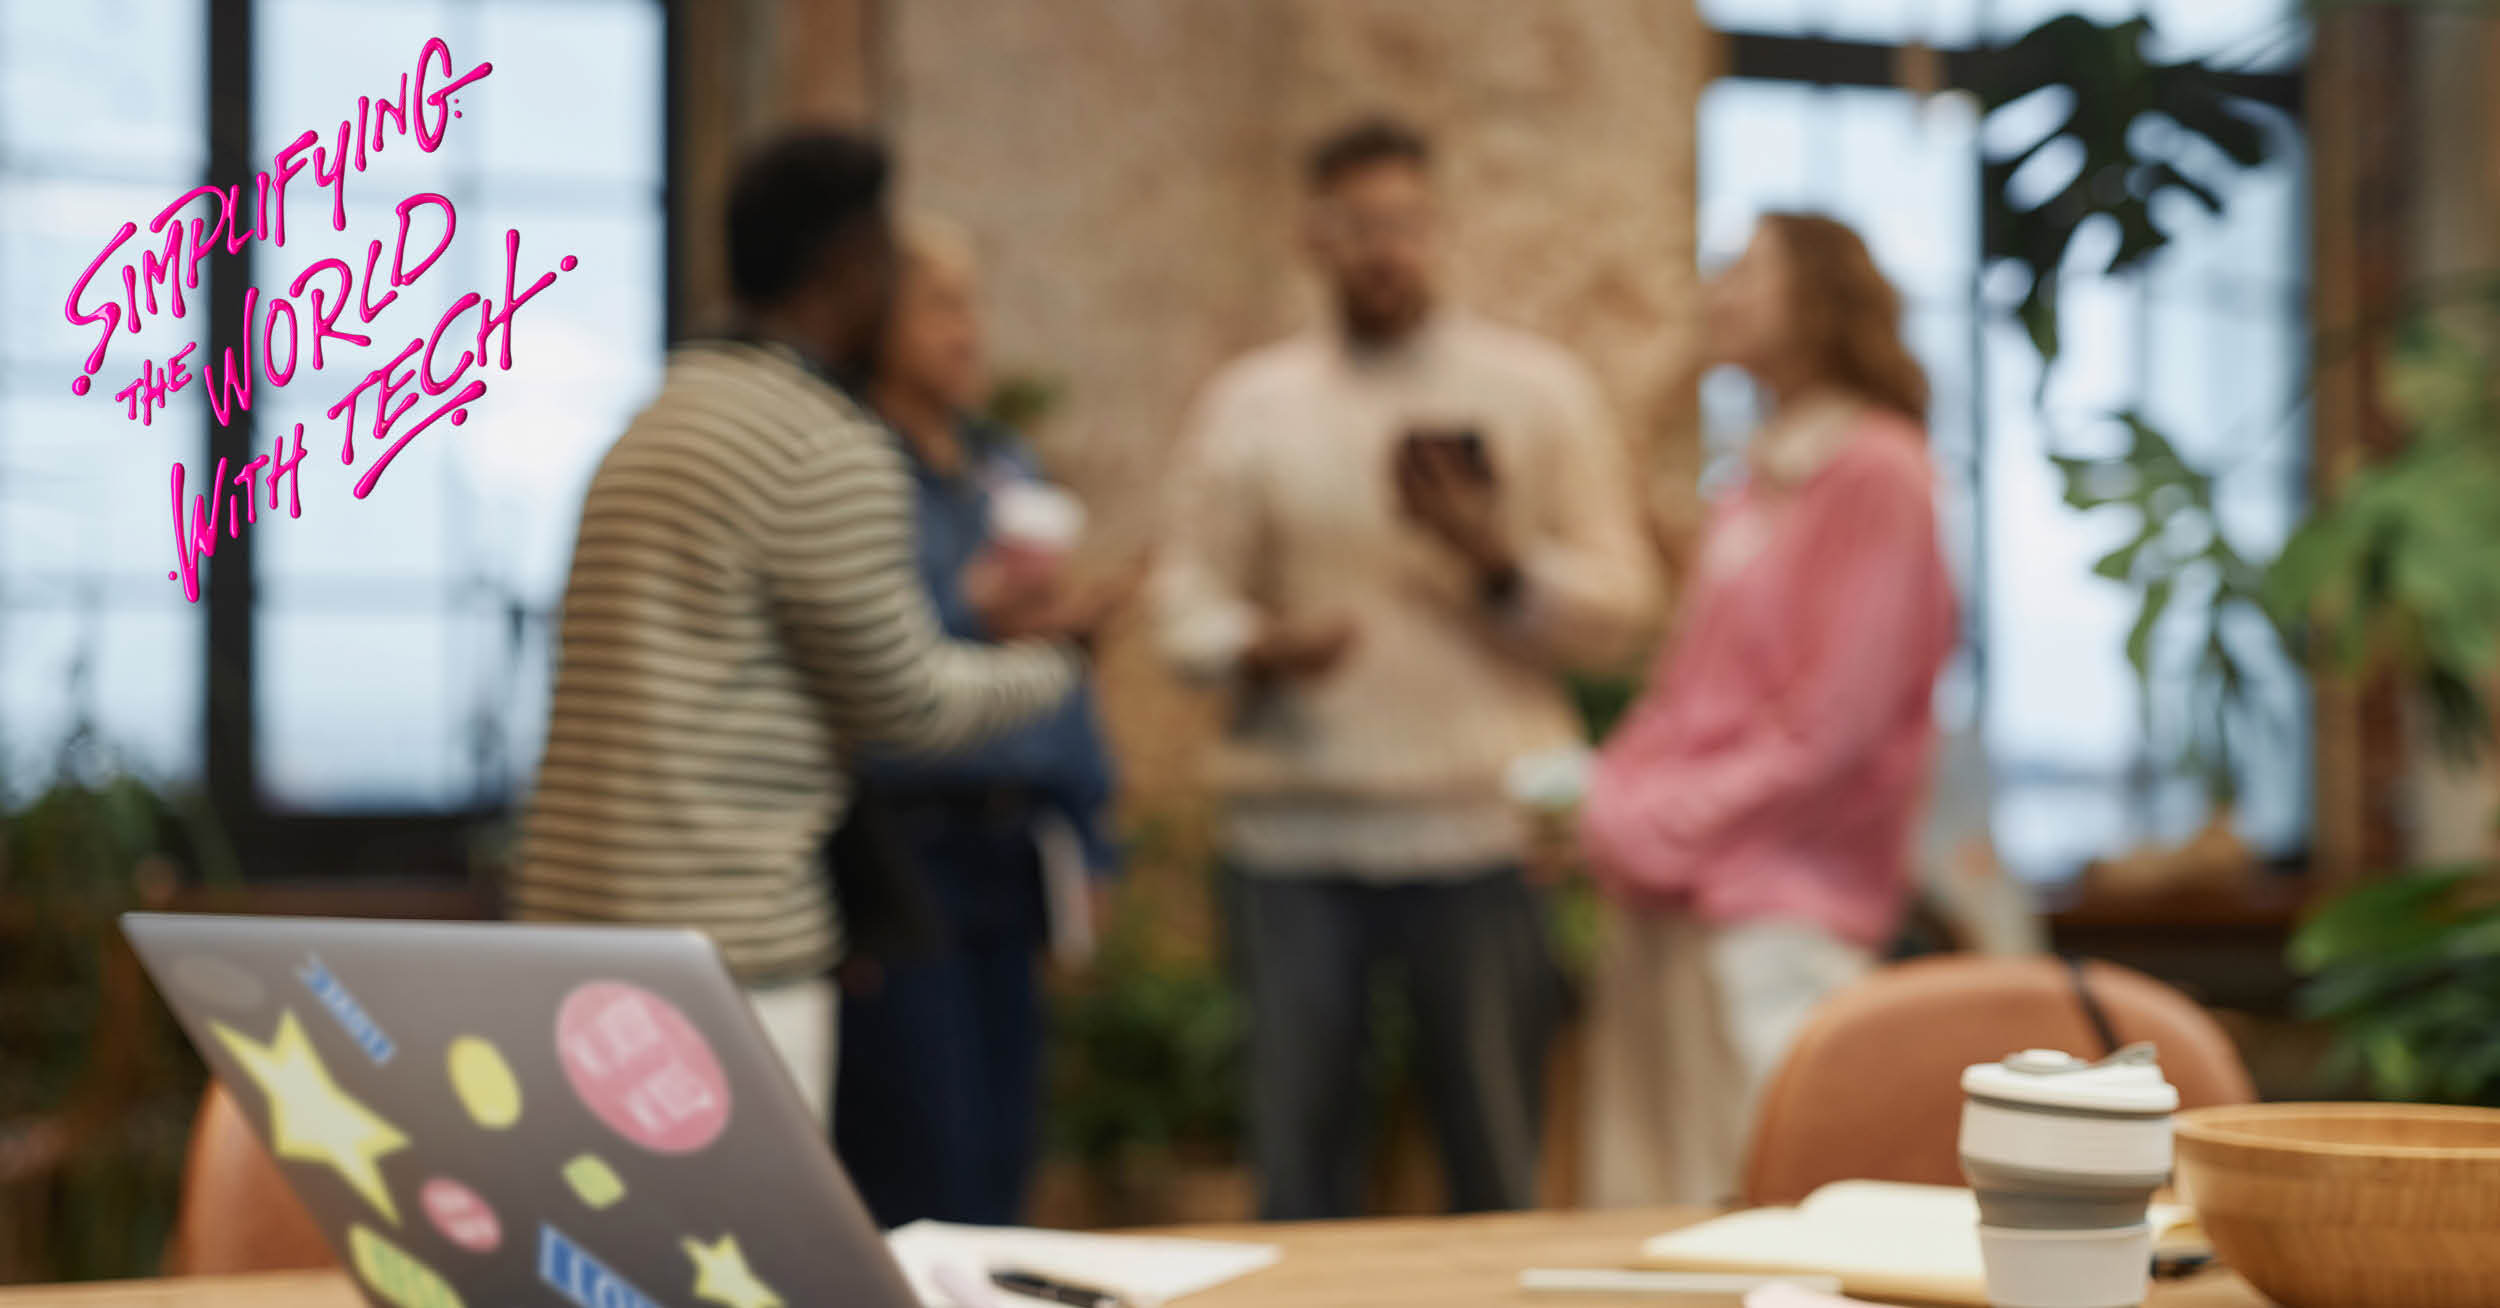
[1959, 1045, 2178, 1308]
[986, 481, 1086, 579]
[969, 482, 1084, 621]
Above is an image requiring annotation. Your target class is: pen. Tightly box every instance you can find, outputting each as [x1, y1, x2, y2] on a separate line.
[2152, 1250, 2214, 1280]
[1520, 1268, 1846, 1295]
[990, 1266, 1128, 1308]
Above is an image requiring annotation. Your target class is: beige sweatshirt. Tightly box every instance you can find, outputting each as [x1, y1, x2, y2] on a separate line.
[1153, 312, 1660, 878]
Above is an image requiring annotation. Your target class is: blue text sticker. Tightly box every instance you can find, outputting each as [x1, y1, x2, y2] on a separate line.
[539, 1224, 662, 1308]
[299, 955, 397, 1066]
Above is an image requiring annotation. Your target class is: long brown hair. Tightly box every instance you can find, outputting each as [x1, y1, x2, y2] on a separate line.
[1762, 212, 1929, 424]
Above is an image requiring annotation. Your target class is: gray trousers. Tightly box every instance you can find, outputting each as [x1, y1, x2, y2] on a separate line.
[1226, 866, 1560, 1219]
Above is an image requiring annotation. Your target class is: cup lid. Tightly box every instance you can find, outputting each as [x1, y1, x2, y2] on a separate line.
[1962, 1043, 2180, 1114]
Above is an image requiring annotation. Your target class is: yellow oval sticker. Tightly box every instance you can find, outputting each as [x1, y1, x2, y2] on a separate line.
[447, 1036, 523, 1130]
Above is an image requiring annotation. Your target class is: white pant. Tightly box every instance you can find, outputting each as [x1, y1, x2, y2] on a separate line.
[746, 977, 837, 1125]
[1582, 912, 1873, 1208]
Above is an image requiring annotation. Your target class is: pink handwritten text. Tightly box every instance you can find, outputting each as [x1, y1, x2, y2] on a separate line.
[55, 37, 580, 604]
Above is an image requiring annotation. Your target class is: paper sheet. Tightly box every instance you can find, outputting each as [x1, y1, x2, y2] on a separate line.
[1745, 1287, 1885, 1308]
[1642, 1181, 2194, 1308]
[886, 1221, 1280, 1308]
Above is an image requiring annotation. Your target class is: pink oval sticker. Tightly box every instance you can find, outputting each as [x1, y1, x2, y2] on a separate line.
[555, 982, 732, 1154]
[419, 1177, 501, 1253]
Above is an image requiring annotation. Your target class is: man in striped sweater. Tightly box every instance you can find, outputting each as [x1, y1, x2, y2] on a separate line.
[512, 132, 1084, 1119]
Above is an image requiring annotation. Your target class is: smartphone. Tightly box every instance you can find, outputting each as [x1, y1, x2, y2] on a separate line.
[1401, 425, 1492, 481]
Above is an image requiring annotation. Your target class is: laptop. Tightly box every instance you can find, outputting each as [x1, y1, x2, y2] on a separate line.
[124, 913, 922, 1308]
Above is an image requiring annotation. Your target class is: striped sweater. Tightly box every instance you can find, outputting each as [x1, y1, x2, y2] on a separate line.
[512, 341, 1079, 983]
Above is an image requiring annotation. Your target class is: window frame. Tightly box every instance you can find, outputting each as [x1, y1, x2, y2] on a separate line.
[1705, 23, 2308, 879]
[185, 0, 681, 880]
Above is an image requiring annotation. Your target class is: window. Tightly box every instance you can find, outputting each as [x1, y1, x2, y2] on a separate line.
[0, 0, 668, 870]
[0, 0, 209, 792]
[250, 0, 666, 812]
[1696, 0, 2310, 881]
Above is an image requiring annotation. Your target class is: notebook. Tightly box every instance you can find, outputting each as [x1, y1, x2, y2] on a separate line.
[1639, 1181, 2197, 1307]
[885, 1221, 1279, 1307]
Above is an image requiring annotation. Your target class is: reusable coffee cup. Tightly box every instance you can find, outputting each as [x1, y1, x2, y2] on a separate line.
[1959, 1044, 2178, 1308]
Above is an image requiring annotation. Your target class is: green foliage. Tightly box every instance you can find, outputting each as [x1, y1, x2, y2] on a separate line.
[1547, 878, 1603, 982]
[2051, 415, 2277, 801]
[2279, 322, 2500, 1106]
[1981, 14, 2289, 801]
[2291, 865, 2500, 1105]
[982, 372, 1066, 436]
[2, 735, 229, 1107]
[1045, 903, 1243, 1169]
[1, 729, 231, 1281]
[1568, 674, 1639, 745]
[2264, 322, 2500, 757]
[1979, 15, 2274, 362]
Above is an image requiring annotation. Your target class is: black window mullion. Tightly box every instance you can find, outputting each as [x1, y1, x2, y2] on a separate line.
[180, 0, 670, 884]
[203, 0, 257, 824]
[662, 0, 686, 345]
[1720, 31, 2302, 115]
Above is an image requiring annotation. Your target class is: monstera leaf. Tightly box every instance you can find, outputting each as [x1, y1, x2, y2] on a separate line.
[2052, 413, 2278, 799]
[1981, 15, 2275, 361]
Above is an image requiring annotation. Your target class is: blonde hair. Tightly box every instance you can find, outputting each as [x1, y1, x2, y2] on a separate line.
[1762, 212, 1929, 423]
[897, 211, 979, 281]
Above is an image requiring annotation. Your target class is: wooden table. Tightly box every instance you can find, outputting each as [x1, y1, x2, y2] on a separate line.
[0, 1208, 2267, 1307]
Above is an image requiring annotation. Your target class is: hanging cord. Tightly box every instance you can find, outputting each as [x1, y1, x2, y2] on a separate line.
[2061, 954, 2123, 1058]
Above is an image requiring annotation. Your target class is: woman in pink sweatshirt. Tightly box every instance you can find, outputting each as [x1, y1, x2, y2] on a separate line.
[1578, 214, 1958, 1207]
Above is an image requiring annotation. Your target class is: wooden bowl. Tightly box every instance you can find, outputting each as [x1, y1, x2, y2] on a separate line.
[2175, 1103, 2500, 1308]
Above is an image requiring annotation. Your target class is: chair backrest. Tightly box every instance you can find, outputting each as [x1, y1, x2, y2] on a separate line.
[165, 1083, 333, 1276]
[1741, 954, 2255, 1207]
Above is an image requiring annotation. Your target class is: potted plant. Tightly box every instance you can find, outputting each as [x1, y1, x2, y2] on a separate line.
[1039, 896, 1248, 1227]
[0, 721, 235, 1282]
[2272, 313, 2500, 1106]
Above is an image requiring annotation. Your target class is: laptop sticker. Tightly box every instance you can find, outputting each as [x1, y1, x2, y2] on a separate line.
[446, 1035, 522, 1130]
[299, 954, 398, 1065]
[419, 1177, 502, 1253]
[350, 1223, 465, 1308]
[555, 981, 731, 1154]
[212, 1010, 410, 1223]
[684, 1232, 785, 1308]
[170, 954, 266, 1011]
[562, 1154, 628, 1210]
[540, 1223, 664, 1308]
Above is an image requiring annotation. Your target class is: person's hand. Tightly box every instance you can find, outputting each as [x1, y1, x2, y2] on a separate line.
[1241, 613, 1359, 683]
[978, 551, 1149, 652]
[1394, 435, 1515, 578]
[964, 545, 1066, 639]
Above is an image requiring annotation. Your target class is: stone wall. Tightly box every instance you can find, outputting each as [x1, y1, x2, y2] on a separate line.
[877, 0, 1705, 841]
[668, 1, 1706, 907]
[1276, 0, 1705, 441]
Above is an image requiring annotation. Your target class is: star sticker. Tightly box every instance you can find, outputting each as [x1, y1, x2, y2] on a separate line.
[684, 1233, 783, 1308]
[213, 1010, 410, 1224]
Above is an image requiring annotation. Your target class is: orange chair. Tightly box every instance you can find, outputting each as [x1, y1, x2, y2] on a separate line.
[1741, 954, 2256, 1207]
[165, 1083, 334, 1275]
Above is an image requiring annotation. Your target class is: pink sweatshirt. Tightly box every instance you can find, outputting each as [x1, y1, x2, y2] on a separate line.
[1580, 414, 1957, 949]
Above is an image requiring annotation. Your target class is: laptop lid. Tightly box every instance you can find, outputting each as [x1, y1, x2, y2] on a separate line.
[124, 912, 919, 1308]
